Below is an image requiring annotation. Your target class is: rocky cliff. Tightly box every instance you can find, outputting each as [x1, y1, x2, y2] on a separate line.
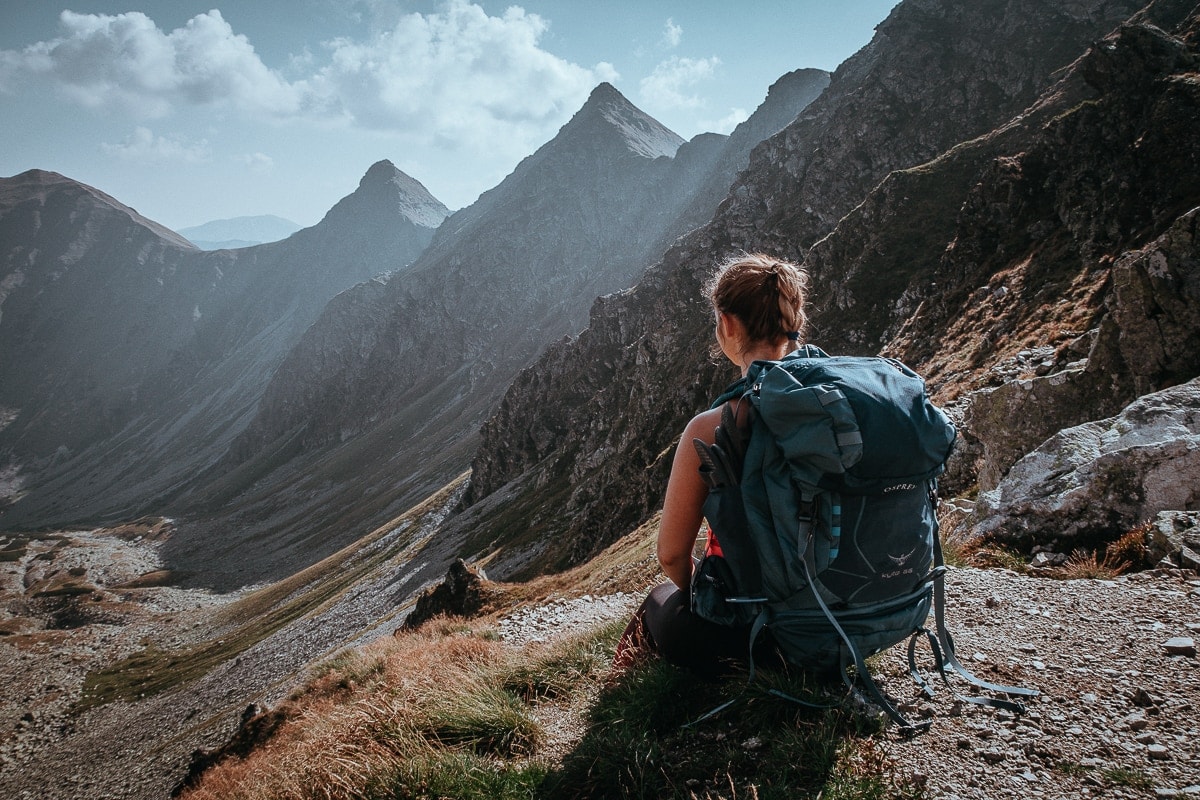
[462, 0, 1188, 576]
[0, 162, 446, 527]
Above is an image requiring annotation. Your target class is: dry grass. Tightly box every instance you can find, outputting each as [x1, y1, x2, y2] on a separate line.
[1104, 523, 1151, 570]
[481, 513, 662, 608]
[180, 616, 613, 800]
[1050, 548, 1130, 580]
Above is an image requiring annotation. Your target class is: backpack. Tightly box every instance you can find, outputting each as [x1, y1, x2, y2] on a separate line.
[690, 345, 1037, 730]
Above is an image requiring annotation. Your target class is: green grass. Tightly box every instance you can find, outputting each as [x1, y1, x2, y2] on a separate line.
[422, 683, 543, 756]
[503, 617, 624, 701]
[379, 752, 550, 800]
[1101, 767, 1153, 790]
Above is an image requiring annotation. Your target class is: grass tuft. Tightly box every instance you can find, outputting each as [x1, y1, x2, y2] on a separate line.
[1050, 548, 1129, 580]
[1105, 523, 1152, 570]
[967, 545, 1030, 574]
[1101, 766, 1153, 789]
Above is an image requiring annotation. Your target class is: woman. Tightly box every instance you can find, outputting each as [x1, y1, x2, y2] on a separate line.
[614, 252, 809, 676]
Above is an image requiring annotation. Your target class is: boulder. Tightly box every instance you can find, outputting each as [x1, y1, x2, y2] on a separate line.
[1145, 510, 1200, 567]
[972, 378, 1200, 550]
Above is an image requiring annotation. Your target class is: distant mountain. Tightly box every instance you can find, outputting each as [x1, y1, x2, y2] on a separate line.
[158, 81, 828, 588]
[0, 161, 447, 531]
[459, 0, 1162, 577]
[179, 215, 302, 249]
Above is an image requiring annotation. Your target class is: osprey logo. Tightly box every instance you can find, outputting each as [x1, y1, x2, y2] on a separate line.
[883, 482, 918, 493]
[888, 546, 917, 567]
[881, 546, 918, 579]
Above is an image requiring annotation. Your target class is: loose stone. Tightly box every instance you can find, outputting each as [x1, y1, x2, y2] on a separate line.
[1163, 637, 1196, 657]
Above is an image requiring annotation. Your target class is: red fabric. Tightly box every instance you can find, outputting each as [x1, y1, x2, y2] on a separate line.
[704, 526, 724, 558]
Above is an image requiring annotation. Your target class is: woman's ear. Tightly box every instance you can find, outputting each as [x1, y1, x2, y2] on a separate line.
[717, 312, 744, 342]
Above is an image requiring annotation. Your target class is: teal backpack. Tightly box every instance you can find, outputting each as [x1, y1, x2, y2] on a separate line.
[691, 345, 1037, 730]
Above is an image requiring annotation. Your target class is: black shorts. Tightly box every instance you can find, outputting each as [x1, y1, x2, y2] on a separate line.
[638, 582, 780, 678]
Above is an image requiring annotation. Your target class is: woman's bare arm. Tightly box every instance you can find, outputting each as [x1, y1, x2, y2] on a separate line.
[657, 407, 722, 590]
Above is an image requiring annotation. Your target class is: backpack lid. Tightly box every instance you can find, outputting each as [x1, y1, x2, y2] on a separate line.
[747, 349, 956, 491]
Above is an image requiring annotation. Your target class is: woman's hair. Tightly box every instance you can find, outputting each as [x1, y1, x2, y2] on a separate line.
[705, 252, 809, 348]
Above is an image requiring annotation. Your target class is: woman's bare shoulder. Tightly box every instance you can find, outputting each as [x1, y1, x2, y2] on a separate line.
[682, 405, 724, 445]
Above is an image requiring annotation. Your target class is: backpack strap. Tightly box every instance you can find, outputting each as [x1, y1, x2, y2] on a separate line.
[928, 525, 1040, 702]
[911, 482, 1038, 709]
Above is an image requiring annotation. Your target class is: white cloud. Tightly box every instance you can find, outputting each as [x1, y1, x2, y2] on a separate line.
[639, 55, 720, 110]
[308, 0, 617, 152]
[0, 10, 301, 117]
[706, 108, 749, 135]
[100, 127, 210, 163]
[0, 2, 617, 160]
[661, 18, 682, 49]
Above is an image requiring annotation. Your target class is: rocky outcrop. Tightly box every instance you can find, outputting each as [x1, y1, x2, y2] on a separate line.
[400, 559, 503, 630]
[1146, 511, 1200, 569]
[462, 0, 1155, 576]
[971, 379, 1200, 551]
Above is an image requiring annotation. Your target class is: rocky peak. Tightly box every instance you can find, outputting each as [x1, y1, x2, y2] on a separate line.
[318, 160, 449, 232]
[0, 169, 194, 250]
[565, 82, 684, 159]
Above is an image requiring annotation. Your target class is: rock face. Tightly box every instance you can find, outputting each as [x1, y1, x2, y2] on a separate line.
[462, 0, 1193, 577]
[0, 161, 447, 528]
[663, 68, 831, 246]
[972, 378, 1200, 550]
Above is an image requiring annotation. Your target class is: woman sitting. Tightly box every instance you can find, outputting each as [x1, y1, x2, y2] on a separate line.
[615, 252, 808, 676]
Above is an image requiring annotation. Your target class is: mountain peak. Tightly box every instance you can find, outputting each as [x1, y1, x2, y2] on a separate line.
[0, 169, 194, 249]
[330, 160, 450, 229]
[586, 82, 624, 104]
[574, 82, 683, 159]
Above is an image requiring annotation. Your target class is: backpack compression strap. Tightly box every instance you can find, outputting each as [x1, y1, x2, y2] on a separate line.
[924, 521, 1040, 705]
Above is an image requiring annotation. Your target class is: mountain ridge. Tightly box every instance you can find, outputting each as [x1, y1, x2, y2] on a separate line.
[0, 161, 447, 530]
[155, 81, 828, 589]
[458, 0, 1157, 576]
[179, 215, 301, 249]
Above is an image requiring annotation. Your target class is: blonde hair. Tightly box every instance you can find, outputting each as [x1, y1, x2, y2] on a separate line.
[705, 252, 809, 348]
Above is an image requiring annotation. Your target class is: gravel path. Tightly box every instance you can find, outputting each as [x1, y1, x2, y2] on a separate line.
[494, 566, 1200, 799]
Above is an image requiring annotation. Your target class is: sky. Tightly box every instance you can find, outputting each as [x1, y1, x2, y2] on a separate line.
[0, 1, 898, 231]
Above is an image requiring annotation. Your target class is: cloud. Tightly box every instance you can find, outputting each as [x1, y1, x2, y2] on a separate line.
[100, 127, 210, 163]
[0, 10, 301, 117]
[706, 108, 749, 135]
[309, 1, 617, 152]
[639, 55, 720, 110]
[0, 2, 616, 159]
[661, 18, 682, 49]
[240, 152, 275, 173]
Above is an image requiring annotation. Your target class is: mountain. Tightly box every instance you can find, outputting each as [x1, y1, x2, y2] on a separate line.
[6, 2, 1200, 796]
[159, 81, 828, 588]
[179, 215, 302, 250]
[0, 161, 447, 528]
[665, 67, 831, 244]
[458, 0, 1169, 577]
